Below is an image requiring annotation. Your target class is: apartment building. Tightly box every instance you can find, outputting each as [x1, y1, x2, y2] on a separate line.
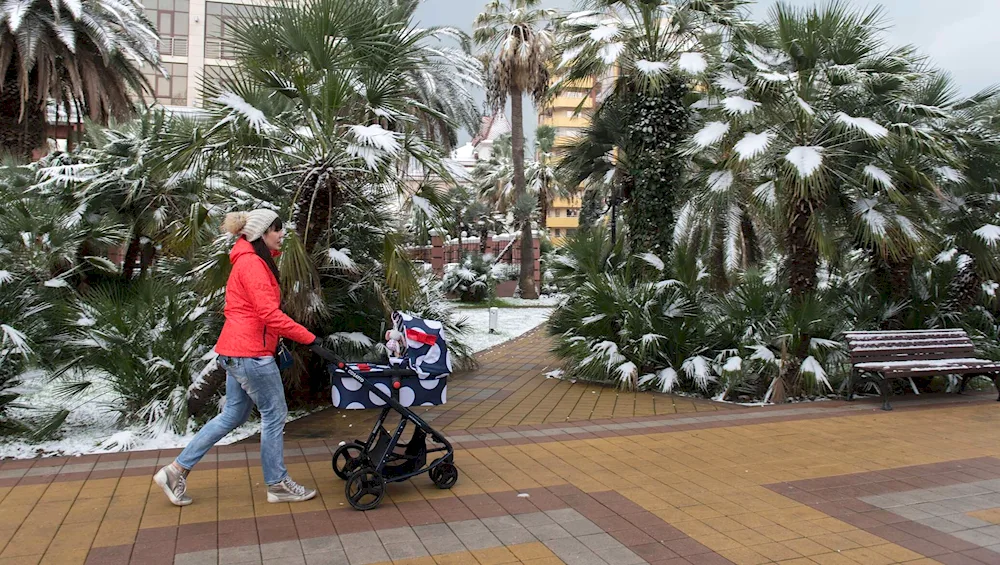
[139, 0, 245, 108]
[537, 76, 597, 244]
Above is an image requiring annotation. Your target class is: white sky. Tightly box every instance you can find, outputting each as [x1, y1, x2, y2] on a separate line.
[414, 0, 1000, 144]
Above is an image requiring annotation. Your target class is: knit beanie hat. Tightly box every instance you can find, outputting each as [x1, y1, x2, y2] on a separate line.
[221, 209, 280, 242]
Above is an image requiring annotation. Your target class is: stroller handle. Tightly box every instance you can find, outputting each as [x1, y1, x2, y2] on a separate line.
[310, 344, 341, 364]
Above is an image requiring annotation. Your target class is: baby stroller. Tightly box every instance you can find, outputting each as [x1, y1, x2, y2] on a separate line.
[310, 312, 458, 510]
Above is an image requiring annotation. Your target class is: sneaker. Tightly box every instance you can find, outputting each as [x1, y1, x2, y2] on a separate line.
[267, 477, 317, 503]
[153, 464, 192, 506]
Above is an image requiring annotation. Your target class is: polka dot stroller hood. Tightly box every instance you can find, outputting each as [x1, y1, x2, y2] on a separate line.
[395, 311, 452, 379]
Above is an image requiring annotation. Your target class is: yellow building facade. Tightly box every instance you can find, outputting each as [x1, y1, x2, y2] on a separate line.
[537, 77, 596, 245]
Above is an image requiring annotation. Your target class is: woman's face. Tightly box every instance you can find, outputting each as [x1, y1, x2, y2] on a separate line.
[262, 226, 284, 252]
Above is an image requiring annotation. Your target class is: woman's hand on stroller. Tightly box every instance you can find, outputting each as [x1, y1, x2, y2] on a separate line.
[309, 340, 338, 363]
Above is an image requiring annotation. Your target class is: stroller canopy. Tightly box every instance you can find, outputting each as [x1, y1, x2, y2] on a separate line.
[395, 311, 452, 378]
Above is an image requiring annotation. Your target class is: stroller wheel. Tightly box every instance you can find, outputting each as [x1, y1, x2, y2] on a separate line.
[430, 462, 459, 489]
[332, 442, 364, 480]
[345, 467, 385, 511]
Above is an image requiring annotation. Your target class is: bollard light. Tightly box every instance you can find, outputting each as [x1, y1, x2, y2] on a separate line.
[488, 307, 498, 334]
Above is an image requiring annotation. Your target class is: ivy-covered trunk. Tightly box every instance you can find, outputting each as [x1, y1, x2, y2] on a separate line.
[621, 74, 690, 261]
[944, 255, 981, 314]
[578, 183, 602, 232]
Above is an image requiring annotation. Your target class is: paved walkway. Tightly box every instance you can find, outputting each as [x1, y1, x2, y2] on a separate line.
[1, 330, 1000, 565]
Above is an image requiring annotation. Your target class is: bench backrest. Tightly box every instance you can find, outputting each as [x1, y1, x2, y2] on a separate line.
[845, 329, 976, 364]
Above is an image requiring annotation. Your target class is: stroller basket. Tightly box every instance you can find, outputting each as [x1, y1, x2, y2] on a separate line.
[313, 312, 458, 511]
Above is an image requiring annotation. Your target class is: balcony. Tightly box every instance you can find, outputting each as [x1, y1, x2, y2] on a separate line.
[158, 36, 188, 57]
[539, 114, 590, 128]
[205, 39, 237, 60]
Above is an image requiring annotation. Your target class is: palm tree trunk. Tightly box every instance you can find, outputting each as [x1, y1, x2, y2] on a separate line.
[0, 72, 46, 162]
[511, 90, 538, 299]
[740, 208, 760, 269]
[709, 223, 728, 292]
[539, 191, 548, 229]
[295, 170, 338, 254]
[787, 197, 818, 298]
[123, 236, 141, 280]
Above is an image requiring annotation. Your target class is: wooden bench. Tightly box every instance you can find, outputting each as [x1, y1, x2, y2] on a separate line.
[845, 329, 1000, 410]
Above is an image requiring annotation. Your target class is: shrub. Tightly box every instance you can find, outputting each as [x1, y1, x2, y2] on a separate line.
[442, 253, 496, 302]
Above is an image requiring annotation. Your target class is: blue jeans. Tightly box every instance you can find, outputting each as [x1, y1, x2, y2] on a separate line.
[176, 355, 289, 485]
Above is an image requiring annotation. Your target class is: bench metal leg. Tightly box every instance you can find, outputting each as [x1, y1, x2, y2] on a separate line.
[959, 375, 973, 394]
[878, 376, 892, 411]
[846, 370, 856, 401]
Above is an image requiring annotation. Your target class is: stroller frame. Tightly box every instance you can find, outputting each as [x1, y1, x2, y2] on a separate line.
[312, 346, 458, 510]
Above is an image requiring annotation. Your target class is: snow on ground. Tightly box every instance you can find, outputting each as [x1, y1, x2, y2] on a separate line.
[454, 306, 554, 353]
[0, 305, 553, 459]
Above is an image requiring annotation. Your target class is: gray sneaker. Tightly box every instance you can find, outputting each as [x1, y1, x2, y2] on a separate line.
[153, 464, 192, 506]
[267, 477, 317, 503]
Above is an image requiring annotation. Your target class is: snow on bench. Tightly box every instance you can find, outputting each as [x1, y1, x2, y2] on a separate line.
[845, 329, 1000, 410]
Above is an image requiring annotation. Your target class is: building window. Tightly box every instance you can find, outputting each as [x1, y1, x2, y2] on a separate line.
[554, 229, 562, 237]
[144, 0, 189, 56]
[205, 2, 246, 60]
[566, 209, 578, 218]
[565, 110, 576, 118]
[202, 64, 232, 94]
[142, 62, 188, 106]
[566, 228, 576, 237]
[563, 91, 586, 99]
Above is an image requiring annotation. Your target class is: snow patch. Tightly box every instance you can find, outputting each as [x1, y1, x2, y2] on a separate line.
[722, 96, 760, 115]
[635, 60, 669, 76]
[707, 171, 734, 192]
[678, 52, 707, 74]
[785, 146, 824, 178]
[734, 132, 773, 160]
[974, 224, 1000, 245]
[693, 121, 730, 148]
[215, 92, 273, 133]
[835, 112, 889, 139]
[863, 165, 894, 189]
[598, 43, 625, 64]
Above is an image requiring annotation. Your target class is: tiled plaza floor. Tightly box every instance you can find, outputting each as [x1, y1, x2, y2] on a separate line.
[1, 330, 1000, 565]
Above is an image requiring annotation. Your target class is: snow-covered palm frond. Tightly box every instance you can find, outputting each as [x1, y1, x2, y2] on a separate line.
[835, 112, 889, 139]
[734, 132, 773, 161]
[784, 146, 824, 178]
[214, 92, 274, 134]
[974, 225, 1000, 246]
[327, 248, 357, 271]
[692, 121, 729, 149]
[799, 356, 833, 392]
[636, 252, 664, 271]
[681, 356, 715, 390]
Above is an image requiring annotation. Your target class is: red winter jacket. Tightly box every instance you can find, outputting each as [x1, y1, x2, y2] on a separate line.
[214, 237, 316, 358]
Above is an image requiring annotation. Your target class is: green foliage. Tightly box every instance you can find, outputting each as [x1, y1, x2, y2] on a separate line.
[55, 278, 217, 433]
[442, 253, 496, 303]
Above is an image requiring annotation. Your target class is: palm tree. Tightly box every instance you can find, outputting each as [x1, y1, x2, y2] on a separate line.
[687, 2, 935, 299]
[552, 0, 747, 259]
[36, 110, 221, 280]
[155, 0, 479, 320]
[935, 92, 1000, 313]
[474, 0, 555, 299]
[531, 124, 567, 228]
[0, 0, 160, 160]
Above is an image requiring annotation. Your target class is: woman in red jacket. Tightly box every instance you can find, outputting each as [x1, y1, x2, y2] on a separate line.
[154, 209, 319, 506]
